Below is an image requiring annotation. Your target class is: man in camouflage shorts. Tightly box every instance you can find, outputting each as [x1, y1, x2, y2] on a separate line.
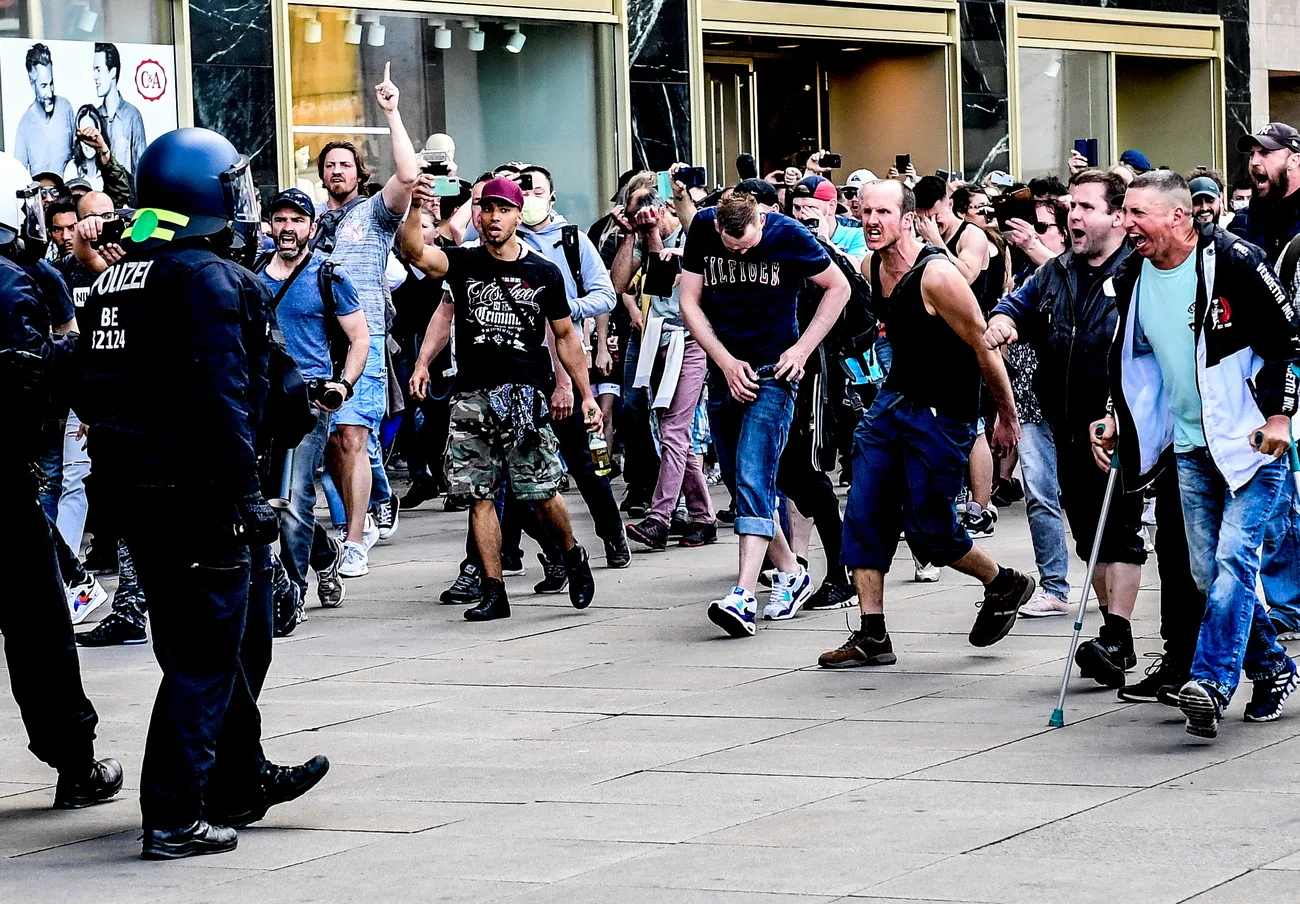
[405, 176, 603, 620]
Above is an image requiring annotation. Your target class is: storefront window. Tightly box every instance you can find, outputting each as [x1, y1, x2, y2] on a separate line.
[290, 6, 612, 227]
[0, 0, 179, 177]
[1017, 47, 1110, 181]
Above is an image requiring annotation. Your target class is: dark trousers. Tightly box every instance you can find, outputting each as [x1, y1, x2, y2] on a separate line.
[0, 470, 98, 773]
[1152, 452, 1207, 663]
[621, 332, 660, 502]
[550, 389, 624, 545]
[121, 488, 257, 828]
[777, 426, 846, 584]
[1054, 424, 1147, 565]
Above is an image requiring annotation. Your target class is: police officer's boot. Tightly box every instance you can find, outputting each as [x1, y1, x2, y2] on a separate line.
[141, 821, 238, 860]
[54, 757, 124, 809]
[464, 577, 510, 621]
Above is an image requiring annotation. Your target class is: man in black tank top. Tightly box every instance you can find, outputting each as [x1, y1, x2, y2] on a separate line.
[818, 180, 1036, 669]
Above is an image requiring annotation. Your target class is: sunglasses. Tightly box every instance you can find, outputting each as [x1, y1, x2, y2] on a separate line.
[1033, 221, 1059, 235]
[39, 186, 62, 200]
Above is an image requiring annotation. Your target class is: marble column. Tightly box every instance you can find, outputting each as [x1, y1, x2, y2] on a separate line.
[188, 0, 280, 194]
[627, 0, 691, 171]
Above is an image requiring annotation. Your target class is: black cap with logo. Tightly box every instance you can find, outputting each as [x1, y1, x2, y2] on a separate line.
[1237, 122, 1300, 154]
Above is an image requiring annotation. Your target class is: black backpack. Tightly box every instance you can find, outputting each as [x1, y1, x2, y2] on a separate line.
[254, 250, 350, 379]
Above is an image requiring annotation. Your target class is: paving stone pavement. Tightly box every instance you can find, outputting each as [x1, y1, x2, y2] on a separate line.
[4, 482, 1300, 903]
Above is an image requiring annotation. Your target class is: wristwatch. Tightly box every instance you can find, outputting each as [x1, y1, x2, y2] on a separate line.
[339, 377, 355, 400]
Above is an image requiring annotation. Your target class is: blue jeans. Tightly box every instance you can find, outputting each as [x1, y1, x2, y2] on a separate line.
[1017, 420, 1071, 600]
[279, 410, 337, 594]
[708, 376, 796, 538]
[1261, 480, 1300, 630]
[842, 389, 976, 572]
[1177, 449, 1292, 702]
[36, 418, 63, 525]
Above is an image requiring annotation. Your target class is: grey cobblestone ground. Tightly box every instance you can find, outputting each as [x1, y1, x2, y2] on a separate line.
[3, 483, 1298, 903]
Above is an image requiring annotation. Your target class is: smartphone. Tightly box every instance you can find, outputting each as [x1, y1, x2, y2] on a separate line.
[821, 153, 842, 169]
[678, 166, 707, 189]
[433, 176, 460, 197]
[518, 172, 535, 191]
[94, 215, 126, 248]
[656, 170, 674, 201]
[1196, 164, 1209, 173]
[420, 150, 450, 177]
[642, 254, 681, 298]
[1072, 138, 1099, 168]
[895, 154, 910, 173]
[989, 171, 1015, 189]
[936, 169, 952, 181]
[992, 188, 1036, 232]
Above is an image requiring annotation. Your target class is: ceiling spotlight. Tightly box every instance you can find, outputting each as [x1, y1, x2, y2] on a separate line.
[359, 12, 378, 23]
[708, 40, 731, 46]
[505, 22, 526, 53]
[367, 22, 386, 46]
[77, 6, 98, 32]
[777, 43, 799, 49]
[343, 20, 362, 44]
[1044, 57, 1061, 78]
[468, 27, 485, 51]
[304, 16, 322, 43]
[840, 46, 863, 51]
[435, 25, 452, 49]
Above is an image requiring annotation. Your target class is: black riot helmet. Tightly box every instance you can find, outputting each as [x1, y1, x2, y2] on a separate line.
[127, 127, 261, 266]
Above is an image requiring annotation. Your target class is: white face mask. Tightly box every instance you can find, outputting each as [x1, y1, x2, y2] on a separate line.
[521, 195, 550, 227]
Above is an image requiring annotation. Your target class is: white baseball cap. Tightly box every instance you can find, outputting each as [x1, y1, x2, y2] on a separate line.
[842, 169, 878, 188]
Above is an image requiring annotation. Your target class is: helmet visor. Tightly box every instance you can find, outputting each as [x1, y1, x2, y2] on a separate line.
[17, 183, 46, 245]
[221, 156, 261, 224]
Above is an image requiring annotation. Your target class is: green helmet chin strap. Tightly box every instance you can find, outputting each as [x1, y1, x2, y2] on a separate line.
[128, 208, 191, 244]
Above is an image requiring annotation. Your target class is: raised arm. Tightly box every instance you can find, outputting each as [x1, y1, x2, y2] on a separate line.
[399, 177, 450, 278]
[375, 63, 420, 217]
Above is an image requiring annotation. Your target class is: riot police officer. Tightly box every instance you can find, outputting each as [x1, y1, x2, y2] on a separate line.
[0, 151, 123, 809]
[76, 128, 327, 860]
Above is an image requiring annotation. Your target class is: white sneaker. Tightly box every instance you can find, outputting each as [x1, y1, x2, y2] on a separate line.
[707, 587, 757, 637]
[1018, 592, 1070, 618]
[339, 541, 369, 578]
[1139, 526, 1154, 553]
[362, 513, 380, 550]
[913, 561, 940, 582]
[763, 566, 814, 620]
[67, 575, 108, 625]
[1142, 498, 1157, 526]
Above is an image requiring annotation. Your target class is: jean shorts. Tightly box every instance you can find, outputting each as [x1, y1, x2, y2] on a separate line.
[332, 336, 386, 434]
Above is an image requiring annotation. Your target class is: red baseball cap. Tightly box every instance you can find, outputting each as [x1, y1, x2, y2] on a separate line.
[480, 176, 525, 209]
[792, 175, 837, 202]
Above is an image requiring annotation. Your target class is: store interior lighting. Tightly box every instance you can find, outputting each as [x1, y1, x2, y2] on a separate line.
[77, 6, 98, 32]
[367, 21, 386, 46]
[505, 22, 526, 53]
[430, 17, 452, 49]
[463, 19, 485, 52]
[344, 18, 362, 44]
[304, 16, 322, 43]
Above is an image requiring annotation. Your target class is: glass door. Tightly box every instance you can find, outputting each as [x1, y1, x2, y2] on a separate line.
[703, 61, 755, 186]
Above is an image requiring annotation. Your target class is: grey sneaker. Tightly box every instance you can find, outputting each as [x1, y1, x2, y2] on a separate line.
[317, 538, 346, 608]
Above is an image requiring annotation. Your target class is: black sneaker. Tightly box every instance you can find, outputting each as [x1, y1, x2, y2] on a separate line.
[627, 518, 669, 550]
[1117, 654, 1188, 703]
[501, 551, 526, 576]
[1245, 659, 1299, 723]
[82, 543, 118, 576]
[716, 505, 737, 525]
[271, 556, 305, 638]
[668, 512, 691, 537]
[533, 554, 568, 594]
[605, 535, 632, 569]
[54, 758, 123, 809]
[141, 821, 237, 860]
[990, 477, 1024, 507]
[962, 509, 996, 538]
[465, 577, 511, 621]
[969, 570, 1033, 647]
[804, 581, 858, 610]
[440, 561, 482, 605]
[400, 480, 437, 510]
[373, 498, 398, 540]
[818, 626, 896, 668]
[1075, 634, 1137, 688]
[76, 612, 148, 646]
[565, 544, 596, 609]
[1178, 681, 1224, 739]
[679, 521, 718, 548]
[212, 755, 331, 827]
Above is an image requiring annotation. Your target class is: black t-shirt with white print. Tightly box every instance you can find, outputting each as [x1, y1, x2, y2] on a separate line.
[440, 244, 571, 392]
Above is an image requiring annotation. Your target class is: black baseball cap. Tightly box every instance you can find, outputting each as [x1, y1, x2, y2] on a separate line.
[268, 188, 315, 220]
[734, 178, 778, 207]
[1237, 122, 1300, 154]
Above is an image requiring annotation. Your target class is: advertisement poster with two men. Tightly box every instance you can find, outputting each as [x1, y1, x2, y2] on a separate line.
[0, 37, 177, 187]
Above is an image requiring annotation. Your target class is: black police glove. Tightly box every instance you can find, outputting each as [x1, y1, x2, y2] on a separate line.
[0, 348, 47, 395]
[235, 491, 279, 546]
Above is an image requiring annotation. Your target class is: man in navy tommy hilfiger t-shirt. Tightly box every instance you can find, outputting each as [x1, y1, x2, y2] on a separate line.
[679, 192, 849, 638]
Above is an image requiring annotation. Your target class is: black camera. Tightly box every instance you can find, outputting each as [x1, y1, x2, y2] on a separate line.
[306, 378, 345, 411]
[420, 149, 450, 176]
[678, 166, 708, 189]
[518, 172, 535, 191]
[92, 213, 129, 248]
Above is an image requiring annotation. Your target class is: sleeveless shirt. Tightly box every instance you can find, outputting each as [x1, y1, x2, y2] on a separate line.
[871, 245, 982, 422]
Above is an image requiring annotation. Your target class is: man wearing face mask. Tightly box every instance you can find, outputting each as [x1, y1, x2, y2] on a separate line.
[515, 164, 631, 570]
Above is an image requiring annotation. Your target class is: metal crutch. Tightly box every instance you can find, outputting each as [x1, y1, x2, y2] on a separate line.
[1049, 429, 1121, 728]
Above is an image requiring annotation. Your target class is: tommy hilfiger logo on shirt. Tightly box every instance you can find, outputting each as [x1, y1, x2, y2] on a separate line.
[700, 257, 781, 288]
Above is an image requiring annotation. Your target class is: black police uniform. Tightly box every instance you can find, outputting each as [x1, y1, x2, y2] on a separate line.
[0, 254, 101, 774]
[77, 241, 277, 829]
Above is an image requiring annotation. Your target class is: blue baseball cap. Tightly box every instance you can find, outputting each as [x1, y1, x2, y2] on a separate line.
[1119, 149, 1151, 173]
[268, 187, 315, 221]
